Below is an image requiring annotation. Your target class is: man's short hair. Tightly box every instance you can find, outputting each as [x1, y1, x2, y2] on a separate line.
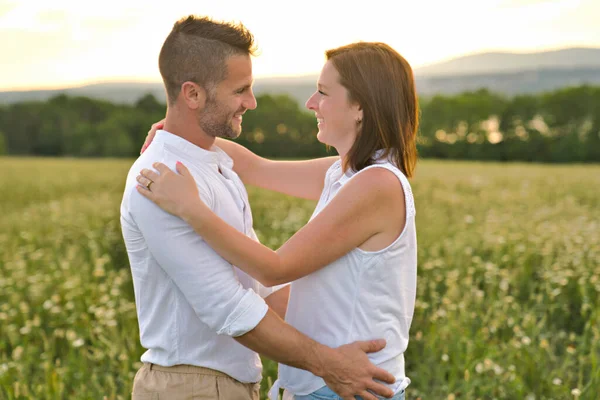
[159, 15, 257, 105]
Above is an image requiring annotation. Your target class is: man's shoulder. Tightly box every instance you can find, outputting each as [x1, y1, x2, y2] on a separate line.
[121, 153, 164, 211]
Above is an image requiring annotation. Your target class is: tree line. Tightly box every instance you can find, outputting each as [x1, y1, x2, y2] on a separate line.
[0, 85, 598, 162]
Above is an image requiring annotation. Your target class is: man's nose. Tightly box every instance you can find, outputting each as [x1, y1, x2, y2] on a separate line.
[245, 90, 257, 110]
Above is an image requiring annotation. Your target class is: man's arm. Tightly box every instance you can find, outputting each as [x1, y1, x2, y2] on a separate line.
[141, 122, 336, 201]
[130, 188, 268, 336]
[216, 138, 338, 201]
[236, 309, 395, 400]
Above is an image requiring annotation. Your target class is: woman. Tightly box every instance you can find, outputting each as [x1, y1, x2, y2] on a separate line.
[137, 42, 418, 400]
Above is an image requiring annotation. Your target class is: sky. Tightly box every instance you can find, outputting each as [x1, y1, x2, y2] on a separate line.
[1, 0, 599, 90]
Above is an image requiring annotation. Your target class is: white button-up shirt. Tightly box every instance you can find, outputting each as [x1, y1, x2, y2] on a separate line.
[120, 130, 275, 383]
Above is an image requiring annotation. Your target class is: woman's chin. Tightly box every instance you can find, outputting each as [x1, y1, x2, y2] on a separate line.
[316, 131, 330, 145]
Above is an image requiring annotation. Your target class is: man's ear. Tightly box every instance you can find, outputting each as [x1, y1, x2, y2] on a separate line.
[180, 81, 207, 110]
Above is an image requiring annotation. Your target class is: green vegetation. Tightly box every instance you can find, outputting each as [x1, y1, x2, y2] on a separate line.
[1, 85, 599, 162]
[0, 131, 6, 155]
[1, 158, 598, 399]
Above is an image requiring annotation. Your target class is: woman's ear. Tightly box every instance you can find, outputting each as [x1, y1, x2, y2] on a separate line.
[356, 105, 363, 124]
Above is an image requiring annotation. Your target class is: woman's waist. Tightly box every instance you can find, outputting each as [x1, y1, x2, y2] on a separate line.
[286, 307, 411, 351]
[278, 352, 409, 396]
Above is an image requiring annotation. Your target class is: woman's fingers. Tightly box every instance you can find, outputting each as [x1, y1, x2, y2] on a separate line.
[152, 162, 171, 175]
[136, 183, 152, 196]
[175, 161, 191, 177]
[136, 175, 153, 188]
[140, 168, 161, 182]
[141, 120, 165, 153]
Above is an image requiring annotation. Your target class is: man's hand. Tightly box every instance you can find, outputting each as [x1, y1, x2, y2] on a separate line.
[233, 310, 395, 400]
[320, 339, 395, 400]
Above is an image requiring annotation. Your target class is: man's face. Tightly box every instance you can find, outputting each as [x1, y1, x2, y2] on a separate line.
[197, 54, 257, 139]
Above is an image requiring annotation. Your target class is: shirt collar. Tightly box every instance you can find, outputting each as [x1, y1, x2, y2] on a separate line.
[153, 130, 234, 170]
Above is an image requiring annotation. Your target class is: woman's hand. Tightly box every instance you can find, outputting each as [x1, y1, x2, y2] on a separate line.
[136, 162, 208, 220]
[141, 119, 165, 154]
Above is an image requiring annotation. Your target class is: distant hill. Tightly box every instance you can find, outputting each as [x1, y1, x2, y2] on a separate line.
[2, 47, 600, 106]
[416, 47, 600, 76]
[415, 67, 600, 97]
[0, 82, 167, 106]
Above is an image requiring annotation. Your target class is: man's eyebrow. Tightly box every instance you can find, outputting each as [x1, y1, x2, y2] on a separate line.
[237, 80, 254, 91]
[317, 83, 328, 89]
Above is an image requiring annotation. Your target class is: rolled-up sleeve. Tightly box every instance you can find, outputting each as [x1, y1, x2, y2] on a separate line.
[129, 188, 268, 337]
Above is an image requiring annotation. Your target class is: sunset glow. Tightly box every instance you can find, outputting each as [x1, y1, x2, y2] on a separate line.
[1, 0, 598, 90]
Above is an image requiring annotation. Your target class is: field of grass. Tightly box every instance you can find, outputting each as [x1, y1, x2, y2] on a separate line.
[0, 157, 598, 399]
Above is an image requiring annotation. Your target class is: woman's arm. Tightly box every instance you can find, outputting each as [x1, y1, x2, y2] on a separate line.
[215, 138, 338, 201]
[137, 163, 405, 287]
[141, 122, 336, 201]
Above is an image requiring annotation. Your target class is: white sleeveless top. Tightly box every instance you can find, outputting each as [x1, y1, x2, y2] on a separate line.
[269, 155, 418, 398]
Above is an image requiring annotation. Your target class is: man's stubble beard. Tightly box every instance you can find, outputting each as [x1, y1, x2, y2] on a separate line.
[197, 99, 241, 140]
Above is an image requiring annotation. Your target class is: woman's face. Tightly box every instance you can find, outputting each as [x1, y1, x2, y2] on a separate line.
[305, 60, 362, 156]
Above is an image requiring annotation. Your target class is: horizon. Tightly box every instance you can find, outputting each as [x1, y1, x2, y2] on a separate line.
[4, 45, 600, 93]
[2, 0, 599, 91]
[2, 44, 599, 92]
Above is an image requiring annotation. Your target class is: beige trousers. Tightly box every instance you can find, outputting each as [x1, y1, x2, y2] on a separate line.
[132, 363, 261, 400]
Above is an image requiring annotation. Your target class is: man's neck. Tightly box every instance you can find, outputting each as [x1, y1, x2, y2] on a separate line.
[163, 108, 215, 150]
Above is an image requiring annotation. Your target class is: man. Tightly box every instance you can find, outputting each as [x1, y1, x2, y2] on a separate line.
[121, 15, 395, 400]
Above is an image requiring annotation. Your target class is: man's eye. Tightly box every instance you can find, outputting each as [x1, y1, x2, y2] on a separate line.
[318, 90, 326, 95]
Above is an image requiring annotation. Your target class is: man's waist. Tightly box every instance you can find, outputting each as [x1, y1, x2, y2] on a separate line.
[144, 362, 233, 377]
[141, 348, 262, 383]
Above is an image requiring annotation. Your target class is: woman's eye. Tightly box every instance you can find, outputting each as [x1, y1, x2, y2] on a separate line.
[318, 90, 325, 95]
